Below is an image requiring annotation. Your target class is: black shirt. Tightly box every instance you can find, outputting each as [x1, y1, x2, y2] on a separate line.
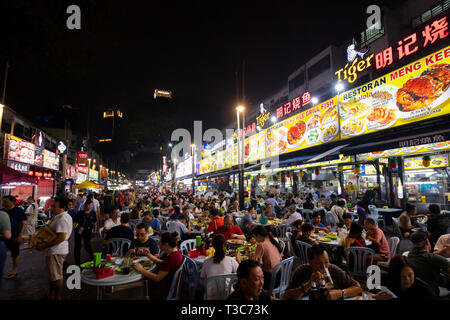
[129, 237, 159, 255]
[105, 225, 134, 242]
[303, 202, 315, 210]
[388, 278, 438, 299]
[74, 210, 97, 232]
[226, 284, 271, 301]
[428, 213, 450, 242]
[3, 207, 27, 237]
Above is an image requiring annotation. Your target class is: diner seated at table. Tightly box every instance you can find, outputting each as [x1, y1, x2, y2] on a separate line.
[182, 206, 195, 223]
[433, 234, 450, 258]
[291, 220, 304, 244]
[282, 244, 362, 300]
[240, 207, 257, 235]
[102, 207, 121, 237]
[104, 213, 134, 243]
[201, 234, 240, 299]
[344, 222, 367, 250]
[214, 215, 246, 241]
[126, 223, 160, 256]
[364, 218, 390, 262]
[207, 208, 224, 233]
[229, 200, 239, 213]
[302, 196, 315, 210]
[311, 212, 331, 233]
[298, 223, 317, 246]
[133, 231, 184, 300]
[167, 215, 191, 241]
[356, 201, 369, 226]
[194, 201, 206, 214]
[317, 195, 330, 211]
[372, 256, 438, 300]
[407, 231, 450, 296]
[226, 259, 274, 300]
[399, 203, 426, 238]
[284, 205, 303, 226]
[262, 203, 276, 219]
[249, 225, 283, 289]
[427, 204, 450, 246]
[139, 211, 161, 235]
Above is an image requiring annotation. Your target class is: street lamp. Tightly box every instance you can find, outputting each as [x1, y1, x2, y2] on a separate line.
[191, 143, 195, 195]
[311, 97, 319, 105]
[168, 143, 173, 148]
[271, 116, 277, 124]
[236, 106, 245, 210]
[335, 82, 345, 198]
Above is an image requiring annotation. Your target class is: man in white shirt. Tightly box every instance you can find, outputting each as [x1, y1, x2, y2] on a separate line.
[284, 206, 303, 226]
[36, 197, 73, 300]
[102, 207, 121, 238]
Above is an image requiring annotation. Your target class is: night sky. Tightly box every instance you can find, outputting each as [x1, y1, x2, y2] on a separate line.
[0, 0, 404, 166]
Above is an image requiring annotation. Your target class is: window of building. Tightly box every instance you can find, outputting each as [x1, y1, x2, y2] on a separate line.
[412, 0, 449, 28]
[14, 123, 24, 138]
[24, 127, 32, 139]
[288, 72, 305, 91]
[360, 22, 384, 47]
[307, 55, 331, 80]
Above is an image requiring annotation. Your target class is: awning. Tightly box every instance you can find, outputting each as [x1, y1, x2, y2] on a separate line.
[306, 144, 350, 163]
[73, 180, 100, 189]
[0, 163, 38, 186]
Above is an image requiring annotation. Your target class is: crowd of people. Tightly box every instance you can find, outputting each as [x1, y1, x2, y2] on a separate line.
[0, 188, 449, 301]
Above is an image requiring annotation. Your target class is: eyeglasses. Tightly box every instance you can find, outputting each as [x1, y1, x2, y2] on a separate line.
[136, 233, 147, 237]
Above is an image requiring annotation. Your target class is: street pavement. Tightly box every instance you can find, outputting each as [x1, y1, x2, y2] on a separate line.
[0, 232, 146, 300]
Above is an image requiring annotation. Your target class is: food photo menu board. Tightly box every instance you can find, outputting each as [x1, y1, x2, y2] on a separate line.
[339, 46, 450, 139]
[5, 134, 36, 165]
[404, 154, 448, 170]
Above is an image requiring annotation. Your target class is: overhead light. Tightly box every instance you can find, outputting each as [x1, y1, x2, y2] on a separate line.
[335, 83, 344, 92]
[311, 97, 319, 105]
[168, 143, 173, 147]
[257, 126, 262, 131]
[236, 106, 245, 112]
[271, 116, 277, 123]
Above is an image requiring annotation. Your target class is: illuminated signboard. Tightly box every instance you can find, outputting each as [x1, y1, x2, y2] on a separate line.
[256, 112, 271, 128]
[404, 154, 448, 170]
[8, 161, 30, 173]
[339, 46, 450, 140]
[89, 169, 99, 181]
[5, 134, 36, 165]
[276, 92, 312, 120]
[77, 151, 89, 168]
[42, 149, 59, 170]
[336, 16, 449, 84]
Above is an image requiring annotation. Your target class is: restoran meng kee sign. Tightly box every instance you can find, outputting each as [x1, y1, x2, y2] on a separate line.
[339, 46, 450, 140]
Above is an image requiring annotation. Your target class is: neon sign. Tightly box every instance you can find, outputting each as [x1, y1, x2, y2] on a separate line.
[276, 91, 312, 119]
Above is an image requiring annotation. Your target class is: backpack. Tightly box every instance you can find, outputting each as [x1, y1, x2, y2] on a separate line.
[179, 256, 204, 300]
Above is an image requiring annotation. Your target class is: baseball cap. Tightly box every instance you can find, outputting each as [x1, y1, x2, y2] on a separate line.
[410, 231, 428, 244]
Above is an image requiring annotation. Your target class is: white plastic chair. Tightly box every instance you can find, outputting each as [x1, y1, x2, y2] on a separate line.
[235, 218, 242, 228]
[378, 236, 400, 269]
[295, 240, 312, 265]
[344, 247, 375, 279]
[268, 257, 295, 299]
[204, 274, 238, 300]
[107, 238, 131, 256]
[180, 239, 197, 256]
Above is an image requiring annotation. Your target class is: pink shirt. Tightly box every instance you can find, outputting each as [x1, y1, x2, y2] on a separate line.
[367, 226, 390, 260]
[253, 238, 282, 273]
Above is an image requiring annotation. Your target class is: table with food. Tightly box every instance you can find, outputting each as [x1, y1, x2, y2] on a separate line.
[310, 231, 372, 247]
[253, 217, 286, 226]
[80, 254, 156, 300]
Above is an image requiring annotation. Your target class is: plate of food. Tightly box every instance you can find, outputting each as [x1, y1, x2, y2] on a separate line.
[366, 106, 397, 129]
[228, 239, 245, 245]
[370, 85, 398, 108]
[306, 128, 321, 145]
[318, 238, 331, 242]
[339, 98, 371, 119]
[307, 114, 321, 130]
[321, 122, 339, 143]
[396, 63, 450, 117]
[287, 121, 307, 148]
[404, 161, 413, 169]
[320, 106, 338, 125]
[342, 118, 366, 136]
[431, 158, 444, 166]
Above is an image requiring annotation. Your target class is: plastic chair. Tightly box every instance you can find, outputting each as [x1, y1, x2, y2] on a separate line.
[180, 239, 197, 256]
[344, 247, 375, 279]
[235, 217, 242, 228]
[107, 238, 132, 256]
[276, 225, 289, 242]
[294, 240, 312, 265]
[179, 255, 204, 299]
[325, 211, 337, 227]
[302, 209, 313, 221]
[391, 218, 404, 239]
[279, 239, 286, 255]
[204, 274, 238, 300]
[285, 232, 295, 257]
[378, 236, 400, 269]
[167, 258, 186, 300]
[268, 257, 295, 299]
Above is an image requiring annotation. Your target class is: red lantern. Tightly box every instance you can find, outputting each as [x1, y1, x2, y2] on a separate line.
[389, 158, 397, 169]
[28, 171, 34, 176]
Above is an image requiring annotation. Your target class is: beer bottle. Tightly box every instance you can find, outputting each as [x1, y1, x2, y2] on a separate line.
[309, 281, 318, 301]
[319, 276, 328, 301]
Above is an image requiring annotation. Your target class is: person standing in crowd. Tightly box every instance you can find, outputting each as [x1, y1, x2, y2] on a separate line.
[226, 260, 273, 301]
[67, 200, 78, 219]
[44, 197, 54, 215]
[282, 245, 362, 300]
[73, 200, 97, 266]
[103, 191, 113, 220]
[0, 209, 11, 289]
[2, 196, 27, 280]
[75, 193, 85, 212]
[24, 197, 39, 243]
[35, 198, 72, 300]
